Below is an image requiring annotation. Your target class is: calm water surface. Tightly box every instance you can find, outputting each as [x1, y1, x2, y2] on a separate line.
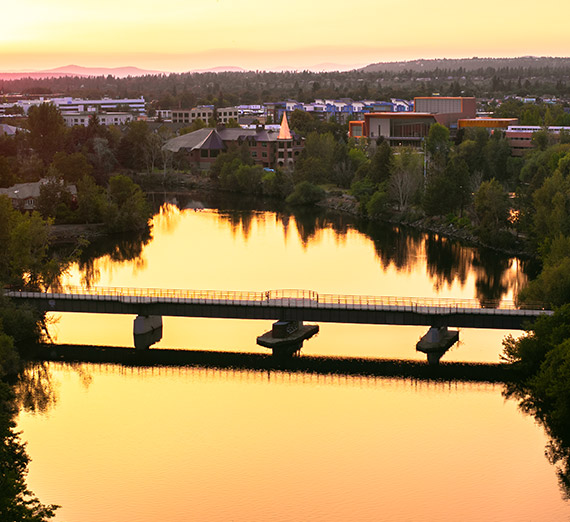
[48, 196, 527, 362]
[16, 196, 569, 520]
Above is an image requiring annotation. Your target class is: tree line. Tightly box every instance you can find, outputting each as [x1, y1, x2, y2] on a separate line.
[1, 103, 152, 232]
[2, 60, 570, 109]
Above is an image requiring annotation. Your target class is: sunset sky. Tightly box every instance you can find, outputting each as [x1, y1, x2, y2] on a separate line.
[1, 0, 569, 72]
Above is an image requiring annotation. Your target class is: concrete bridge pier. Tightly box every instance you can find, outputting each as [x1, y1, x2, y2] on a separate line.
[134, 315, 163, 349]
[416, 326, 459, 365]
[256, 320, 319, 356]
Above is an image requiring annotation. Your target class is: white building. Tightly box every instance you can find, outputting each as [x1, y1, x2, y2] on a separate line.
[13, 96, 146, 115]
[61, 111, 135, 127]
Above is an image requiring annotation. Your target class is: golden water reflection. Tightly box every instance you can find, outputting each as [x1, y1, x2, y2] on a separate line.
[17, 362, 569, 522]
[49, 202, 528, 362]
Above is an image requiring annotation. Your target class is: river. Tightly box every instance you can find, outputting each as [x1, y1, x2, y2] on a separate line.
[15, 193, 569, 520]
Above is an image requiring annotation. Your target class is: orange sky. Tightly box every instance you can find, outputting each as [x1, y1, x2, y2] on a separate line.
[1, 0, 569, 72]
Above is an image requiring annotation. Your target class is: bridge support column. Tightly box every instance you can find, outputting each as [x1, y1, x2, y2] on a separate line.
[416, 326, 459, 365]
[256, 320, 319, 356]
[133, 315, 163, 350]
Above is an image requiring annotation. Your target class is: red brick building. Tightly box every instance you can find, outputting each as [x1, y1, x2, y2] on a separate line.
[164, 124, 304, 171]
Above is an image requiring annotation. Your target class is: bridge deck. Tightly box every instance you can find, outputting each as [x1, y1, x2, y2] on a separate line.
[6, 286, 552, 330]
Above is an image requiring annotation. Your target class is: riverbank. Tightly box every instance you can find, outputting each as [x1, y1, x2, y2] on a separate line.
[51, 170, 530, 258]
[146, 170, 532, 258]
[49, 223, 107, 244]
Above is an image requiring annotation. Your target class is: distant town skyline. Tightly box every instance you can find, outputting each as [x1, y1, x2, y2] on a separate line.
[1, 0, 569, 73]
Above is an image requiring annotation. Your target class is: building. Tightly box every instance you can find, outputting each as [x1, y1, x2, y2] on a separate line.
[14, 96, 146, 115]
[164, 114, 303, 171]
[0, 123, 22, 136]
[457, 118, 518, 131]
[349, 96, 477, 146]
[155, 110, 172, 121]
[216, 107, 240, 125]
[171, 106, 215, 125]
[349, 112, 441, 147]
[0, 179, 77, 211]
[506, 125, 570, 156]
[413, 97, 476, 131]
[171, 106, 241, 126]
[61, 111, 135, 127]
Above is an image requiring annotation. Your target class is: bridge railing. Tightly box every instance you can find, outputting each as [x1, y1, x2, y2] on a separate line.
[6, 285, 549, 312]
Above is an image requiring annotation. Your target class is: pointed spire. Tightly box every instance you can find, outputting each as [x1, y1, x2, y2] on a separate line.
[278, 111, 292, 140]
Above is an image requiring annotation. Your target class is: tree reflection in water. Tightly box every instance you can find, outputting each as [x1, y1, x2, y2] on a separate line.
[14, 363, 58, 414]
[75, 228, 152, 288]
[504, 381, 570, 500]
[170, 192, 527, 305]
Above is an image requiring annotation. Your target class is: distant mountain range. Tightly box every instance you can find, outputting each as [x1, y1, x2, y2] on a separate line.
[359, 56, 570, 73]
[0, 62, 364, 80]
[2, 57, 569, 81]
[0, 64, 249, 80]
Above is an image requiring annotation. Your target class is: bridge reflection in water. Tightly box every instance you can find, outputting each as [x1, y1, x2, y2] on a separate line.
[35, 344, 512, 384]
[8, 286, 551, 363]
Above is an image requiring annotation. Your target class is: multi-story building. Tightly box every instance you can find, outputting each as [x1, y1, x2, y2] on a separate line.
[170, 106, 240, 125]
[349, 96, 477, 146]
[15, 96, 146, 115]
[217, 107, 240, 124]
[506, 125, 570, 156]
[413, 97, 476, 131]
[164, 114, 303, 171]
[61, 111, 135, 127]
[171, 106, 214, 125]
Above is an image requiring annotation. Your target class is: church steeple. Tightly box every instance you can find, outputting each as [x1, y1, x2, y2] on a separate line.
[278, 112, 292, 140]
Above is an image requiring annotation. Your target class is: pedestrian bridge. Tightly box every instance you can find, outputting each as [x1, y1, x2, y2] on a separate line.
[7, 285, 550, 330]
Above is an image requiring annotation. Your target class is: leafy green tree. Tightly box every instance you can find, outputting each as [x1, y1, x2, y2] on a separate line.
[290, 108, 319, 137]
[520, 104, 542, 125]
[350, 178, 376, 200]
[103, 175, 150, 233]
[483, 133, 518, 184]
[446, 155, 472, 216]
[368, 141, 393, 184]
[0, 378, 58, 521]
[455, 139, 485, 178]
[51, 151, 93, 183]
[531, 170, 570, 245]
[90, 137, 116, 181]
[225, 118, 240, 128]
[77, 175, 106, 224]
[425, 123, 451, 162]
[219, 163, 264, 194]
[294, 132, 336, 184]
[474, 178, 511, 245]
[366, 186, 390, 218]
[261, 169, 294, 198]
[532, 130, 554, 151]
[210, 143, 251, 181]
[0, 195, 60, 290]
[36, 175, 74, 221]
[0, 156, 16, 188]
[286, 181, 326, 205]
[26, 103, 67, 164]
[116, 121, 150, 171]
[422, 170, 455, 216]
